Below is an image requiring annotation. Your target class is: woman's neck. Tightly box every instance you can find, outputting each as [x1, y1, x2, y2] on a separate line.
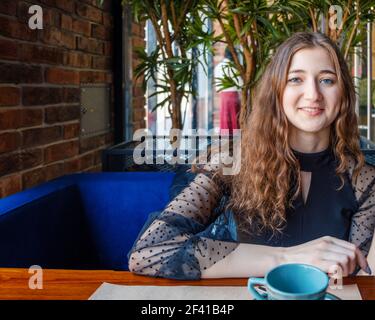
[289, 127, 330, 153]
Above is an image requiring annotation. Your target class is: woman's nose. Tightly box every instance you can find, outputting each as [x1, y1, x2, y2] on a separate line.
[304, 79, 322, 101]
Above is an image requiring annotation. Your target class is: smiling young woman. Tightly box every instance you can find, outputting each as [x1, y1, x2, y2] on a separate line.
[128, 32, 375, 280]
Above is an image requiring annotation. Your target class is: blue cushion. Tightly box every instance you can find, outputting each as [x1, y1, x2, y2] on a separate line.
[0, 172, 175, 270]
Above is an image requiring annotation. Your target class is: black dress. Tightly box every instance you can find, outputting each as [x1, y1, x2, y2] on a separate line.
[128, 149, 375, 279]
[239, 148, 358, 247]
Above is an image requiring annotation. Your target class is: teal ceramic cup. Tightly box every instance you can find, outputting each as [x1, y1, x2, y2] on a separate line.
[248, 263, 340, 300]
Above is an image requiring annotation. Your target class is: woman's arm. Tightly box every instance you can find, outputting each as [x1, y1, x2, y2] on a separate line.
[349, 162, 375, 274]
[357, 233, 375, 275]
[202, 236, 370, 278]
[201, 243, 282, 278]
[128, 159, 240, 279]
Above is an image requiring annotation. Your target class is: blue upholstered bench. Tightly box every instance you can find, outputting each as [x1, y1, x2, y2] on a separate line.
[0, 172, 180, 271]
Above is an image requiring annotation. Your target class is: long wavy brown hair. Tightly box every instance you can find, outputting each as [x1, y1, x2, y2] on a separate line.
[219, 32, 364, 236]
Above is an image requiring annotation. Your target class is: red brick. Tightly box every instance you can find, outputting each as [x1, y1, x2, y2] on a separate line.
[0, 109, 43, 130]
[63, 157, 80, 174]
[77, 37, 104, 54]
[63, 88, 81, 103]
[43, 8, 61, 27]
[76, 3, 103, 23]
[0, 0, 17, 15]
[133, 121, 146, 131]
[22, 160, 63, 189]
[0, 174, 21, 198]
[92, 56, 111, 70]
[100, 0, 111, 11]
[0, 87, 20, 106]
[60, 31, 76, 49]
[45, 140, 79, 163]
[0, 39, 18, 61]
[80, 153, 94, 170]
[133, 97, 145, 109]
[40, 27, 62, 47]
[80, 134, 105, 153]
[0, 148, 43, 176]
[45, 162, 64, 180]
[41, 0, 57, 6]
[46, 67, 79, 85]
[22, 167, 46, 189]
[80, 71, 106, 83]
[132, 37, 145, 48]
[1, 111, 21, 131]
[133, 74, 145, 87]
[22, 126, 62, 147]
[92, 24, 109, 40]
[17, 2, 31, 23]
[63, 123, 80, 139]
[0, 63, 43, 84]
[23, 87, 63, 106]
[133, 108, 146, 122]
[18, 43, 64, 65]
[0, 152, 21, 177]
[72, 19, 91, 36]
[56, 0, 75, 13]
[80, 0, 104, 8]
[132, 23, 145, 37]
[22, 159, 64, 187]
[21, 148, 44, 170]
[104, 41, 112, 56]
[133, 86, 145, 97]
[63, 52, 91, 68]
[0, 16, 37, 42]
[0, 132, 21, 154]
[45, 105, 80, 124]
[84, 164, 101, 173]
[21, 109, 44, 128]
[42, 26, 76, 49]
[61, 14, 73, 30]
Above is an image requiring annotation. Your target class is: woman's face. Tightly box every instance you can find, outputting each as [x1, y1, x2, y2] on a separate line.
[282, 47, 341, 137]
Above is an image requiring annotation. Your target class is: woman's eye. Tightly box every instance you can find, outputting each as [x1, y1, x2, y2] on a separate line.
[288, 77, 301, 83]
[320, 78, 334, 85]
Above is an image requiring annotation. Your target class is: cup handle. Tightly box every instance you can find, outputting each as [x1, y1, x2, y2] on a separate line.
[248, 277, 268, 300]
[324, 292, 340, 300]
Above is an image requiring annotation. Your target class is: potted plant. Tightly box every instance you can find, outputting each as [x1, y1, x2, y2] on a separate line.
[204, 0, 375, 126]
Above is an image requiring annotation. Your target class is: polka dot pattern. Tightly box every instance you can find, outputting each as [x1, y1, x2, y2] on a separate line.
[128, 161, 239, 279]
[348, 158, 375, 256]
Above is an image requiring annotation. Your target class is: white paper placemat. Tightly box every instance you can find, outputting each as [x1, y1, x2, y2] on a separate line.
[89, 283, 362, 300]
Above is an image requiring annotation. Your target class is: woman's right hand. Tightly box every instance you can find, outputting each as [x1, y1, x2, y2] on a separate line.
[281, 236, 371, 276]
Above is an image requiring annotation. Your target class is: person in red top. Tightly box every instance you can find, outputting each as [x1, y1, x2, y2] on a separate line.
[214, 47, 243, 133]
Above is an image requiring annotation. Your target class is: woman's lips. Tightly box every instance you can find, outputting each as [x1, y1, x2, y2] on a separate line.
[298, 107, 324, 116]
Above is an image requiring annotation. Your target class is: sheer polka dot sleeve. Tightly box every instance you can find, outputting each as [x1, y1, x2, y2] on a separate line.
[128, 159, 239, 280]
[349, 162, 375, 257]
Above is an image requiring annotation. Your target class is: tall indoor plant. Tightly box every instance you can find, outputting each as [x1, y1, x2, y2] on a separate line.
[124, 0, 213, 131]
[204, 0, 375, 127]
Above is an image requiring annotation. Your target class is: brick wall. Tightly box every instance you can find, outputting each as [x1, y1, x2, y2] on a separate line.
[0, 0, 117, 198]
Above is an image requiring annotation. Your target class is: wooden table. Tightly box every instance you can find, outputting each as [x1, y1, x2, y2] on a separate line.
[0, 268, 374, 300]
